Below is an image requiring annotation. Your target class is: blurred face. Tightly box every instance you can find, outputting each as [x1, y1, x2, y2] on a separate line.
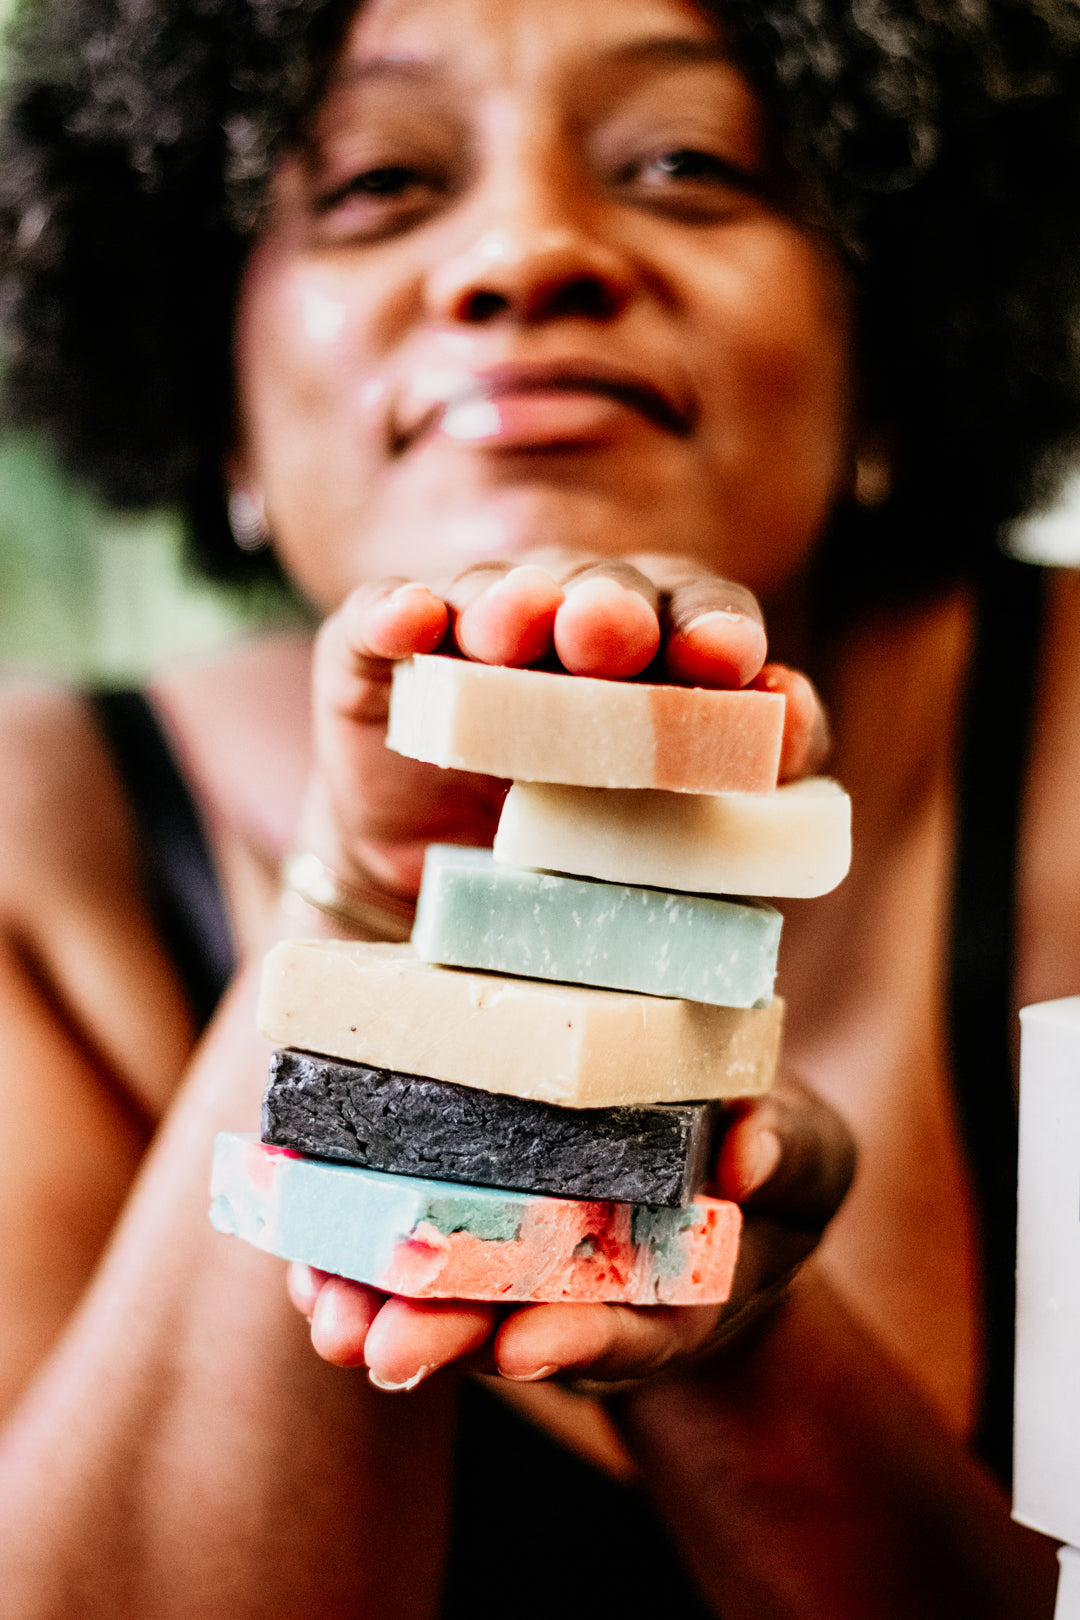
[232, 0, 857, 613]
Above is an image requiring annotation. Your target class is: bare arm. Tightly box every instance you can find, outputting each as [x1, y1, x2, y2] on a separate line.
[612, 1271, 1059, 1620]
[0, 689, 454, 1618]
[0, 965, 455, 1620]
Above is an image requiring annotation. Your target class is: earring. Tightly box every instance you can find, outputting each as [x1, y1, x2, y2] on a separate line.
[228, 487, 271, 550]
[853, 439, 893, 508]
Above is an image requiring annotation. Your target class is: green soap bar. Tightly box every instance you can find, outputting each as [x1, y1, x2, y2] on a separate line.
[413, 845, 781, 1008]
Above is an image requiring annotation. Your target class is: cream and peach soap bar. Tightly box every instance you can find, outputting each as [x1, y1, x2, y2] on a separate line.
[387, 654, 785, 794]
[258, 940, 783, 1107]
[413, 843, 781, 1008]
[495, 777, 852, 899]
[210, 1133, 742, 1305]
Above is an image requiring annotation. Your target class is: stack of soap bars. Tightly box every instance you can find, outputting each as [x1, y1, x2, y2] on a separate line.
[210, 655, 852, 1306]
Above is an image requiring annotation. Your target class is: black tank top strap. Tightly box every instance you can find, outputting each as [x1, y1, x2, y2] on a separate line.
[89, 689, 236, 1028]
[947, 546, 1046, 1486]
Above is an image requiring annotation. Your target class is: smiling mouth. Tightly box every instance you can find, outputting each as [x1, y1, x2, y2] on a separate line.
[390, 368, 695, 456]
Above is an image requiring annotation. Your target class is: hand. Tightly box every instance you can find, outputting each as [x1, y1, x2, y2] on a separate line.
[298, 553, 828, 901]
[286, 1076, 856, 1391]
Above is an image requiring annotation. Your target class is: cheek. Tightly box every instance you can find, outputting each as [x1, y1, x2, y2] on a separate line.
[236, 254, 353, 440]
[233, 246, 407, 484]
[693, 227, 854, 472]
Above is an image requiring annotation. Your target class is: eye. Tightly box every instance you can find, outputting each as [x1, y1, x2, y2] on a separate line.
[336, 165, 421, 197]
[650, 149, 735, 180]
[314, 161, 451, 240]
[619, 145, 762, 223]
[640, 147, 755, 190]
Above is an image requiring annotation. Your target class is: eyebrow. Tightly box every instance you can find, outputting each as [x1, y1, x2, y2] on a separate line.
[327, 56, 441, 91]
[328, 35, 731, 92]
[600, 37, 731, 69]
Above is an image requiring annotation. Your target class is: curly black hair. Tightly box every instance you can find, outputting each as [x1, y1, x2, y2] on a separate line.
[1, 0, 1080, 604]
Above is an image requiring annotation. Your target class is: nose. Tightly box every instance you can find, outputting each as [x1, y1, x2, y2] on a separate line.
[426, 157, 635, 326]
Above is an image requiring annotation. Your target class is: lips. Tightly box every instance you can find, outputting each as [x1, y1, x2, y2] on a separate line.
[390, 362, 695, 455]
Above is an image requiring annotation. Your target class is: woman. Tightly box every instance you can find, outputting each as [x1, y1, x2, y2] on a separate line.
[0, 0, 1079, 1612]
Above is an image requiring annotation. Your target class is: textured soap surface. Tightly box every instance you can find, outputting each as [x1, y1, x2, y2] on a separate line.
[412, 844, 781, 1007]
[495, 777, 851, 899]
[258, 941, 783, 1107]
[387, 654, 784, 794]
[262, 1047, 720, 1206]
[210, 1133, 742, 1305]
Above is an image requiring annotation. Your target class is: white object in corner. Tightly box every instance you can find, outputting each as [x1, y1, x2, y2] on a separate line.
[1056, 1548, 1080, 1620]
[1014, 996, 1080, 1551]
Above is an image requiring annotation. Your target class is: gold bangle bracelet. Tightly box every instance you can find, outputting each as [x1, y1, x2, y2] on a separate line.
[281, 850, 415, 942]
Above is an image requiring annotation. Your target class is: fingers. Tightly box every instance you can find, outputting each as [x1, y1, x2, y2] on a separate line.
[450, 559, 660, 678]
[289, 1261, 717, 1389]
[290, 1266, 500, 1385]
[714, 1077, 857, 1232]
[314, 579, 449, 727]
[287, 1260, 327, 1319]
[551, 562, 661, 678]
[451, 564, 565, 666]
[309, 1276, 385, 1368]
[362, 1297, 499, 1390]
[322, 559, 791, 700]
[662, 576, 767, 688]
[751, 663, 830, 780]
[445, 556, 773, 685]
[493, 1301, 720, 1384]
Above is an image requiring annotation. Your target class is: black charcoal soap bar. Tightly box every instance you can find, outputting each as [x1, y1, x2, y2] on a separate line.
[262, 1048, 720, 1207]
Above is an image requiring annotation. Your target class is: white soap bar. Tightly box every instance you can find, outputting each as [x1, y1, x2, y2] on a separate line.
[1013, 996, 1080, 1548]
[257, 940, 783, 1108]
[387, 654, 785, 793]
[494, 777, 851, 899]
[1055, 1549, 1080, 1620]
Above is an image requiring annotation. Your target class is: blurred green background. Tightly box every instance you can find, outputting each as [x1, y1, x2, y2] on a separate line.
[0, 435, 296, 680]
[0, 0, 293, 683]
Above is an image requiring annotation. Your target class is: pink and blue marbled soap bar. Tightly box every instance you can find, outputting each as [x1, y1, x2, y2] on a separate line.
[209, 1133, 741, 1306]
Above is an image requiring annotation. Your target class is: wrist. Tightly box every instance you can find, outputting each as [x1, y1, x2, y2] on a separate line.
[280, 850, 415, 942]
[288, 776, 418, 941]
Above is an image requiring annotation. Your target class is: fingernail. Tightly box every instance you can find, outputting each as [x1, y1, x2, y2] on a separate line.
[499, 564, 557, 589]
[387, 582, 434, 607]
[566, 574, 631, 601]
[746, 1129, 782, 1194]
[683, 609, 746, 632]
[501, 1364, 559, 1383]
[368, 1365, 435, 1393]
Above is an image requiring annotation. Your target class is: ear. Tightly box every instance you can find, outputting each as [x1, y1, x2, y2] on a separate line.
[852, 425, 894, 508]
[223, 452, 271, 551]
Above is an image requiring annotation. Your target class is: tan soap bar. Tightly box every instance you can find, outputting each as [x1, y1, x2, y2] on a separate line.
[258, 941, 783, 1108]
[387, 654, 784, 793]
[494, 777, 851, 899]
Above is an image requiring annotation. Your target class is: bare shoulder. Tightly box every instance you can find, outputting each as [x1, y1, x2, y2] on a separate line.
[152, 628, 313, 859]
[0, 681, 196, 1413]
[0, 680, 133, 914]
[0, 677, 197, 1116]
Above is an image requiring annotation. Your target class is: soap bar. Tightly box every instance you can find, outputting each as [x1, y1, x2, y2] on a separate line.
[258, 941, 783, 1107]
[1014, 997, 1080, 1547]
[210, 1133, 742, 1305]
[262, 1047, 720, 1206]
[495, 777, 851, 899]
[413, 844, 781, 1007]
[387, 654, 784, 794]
